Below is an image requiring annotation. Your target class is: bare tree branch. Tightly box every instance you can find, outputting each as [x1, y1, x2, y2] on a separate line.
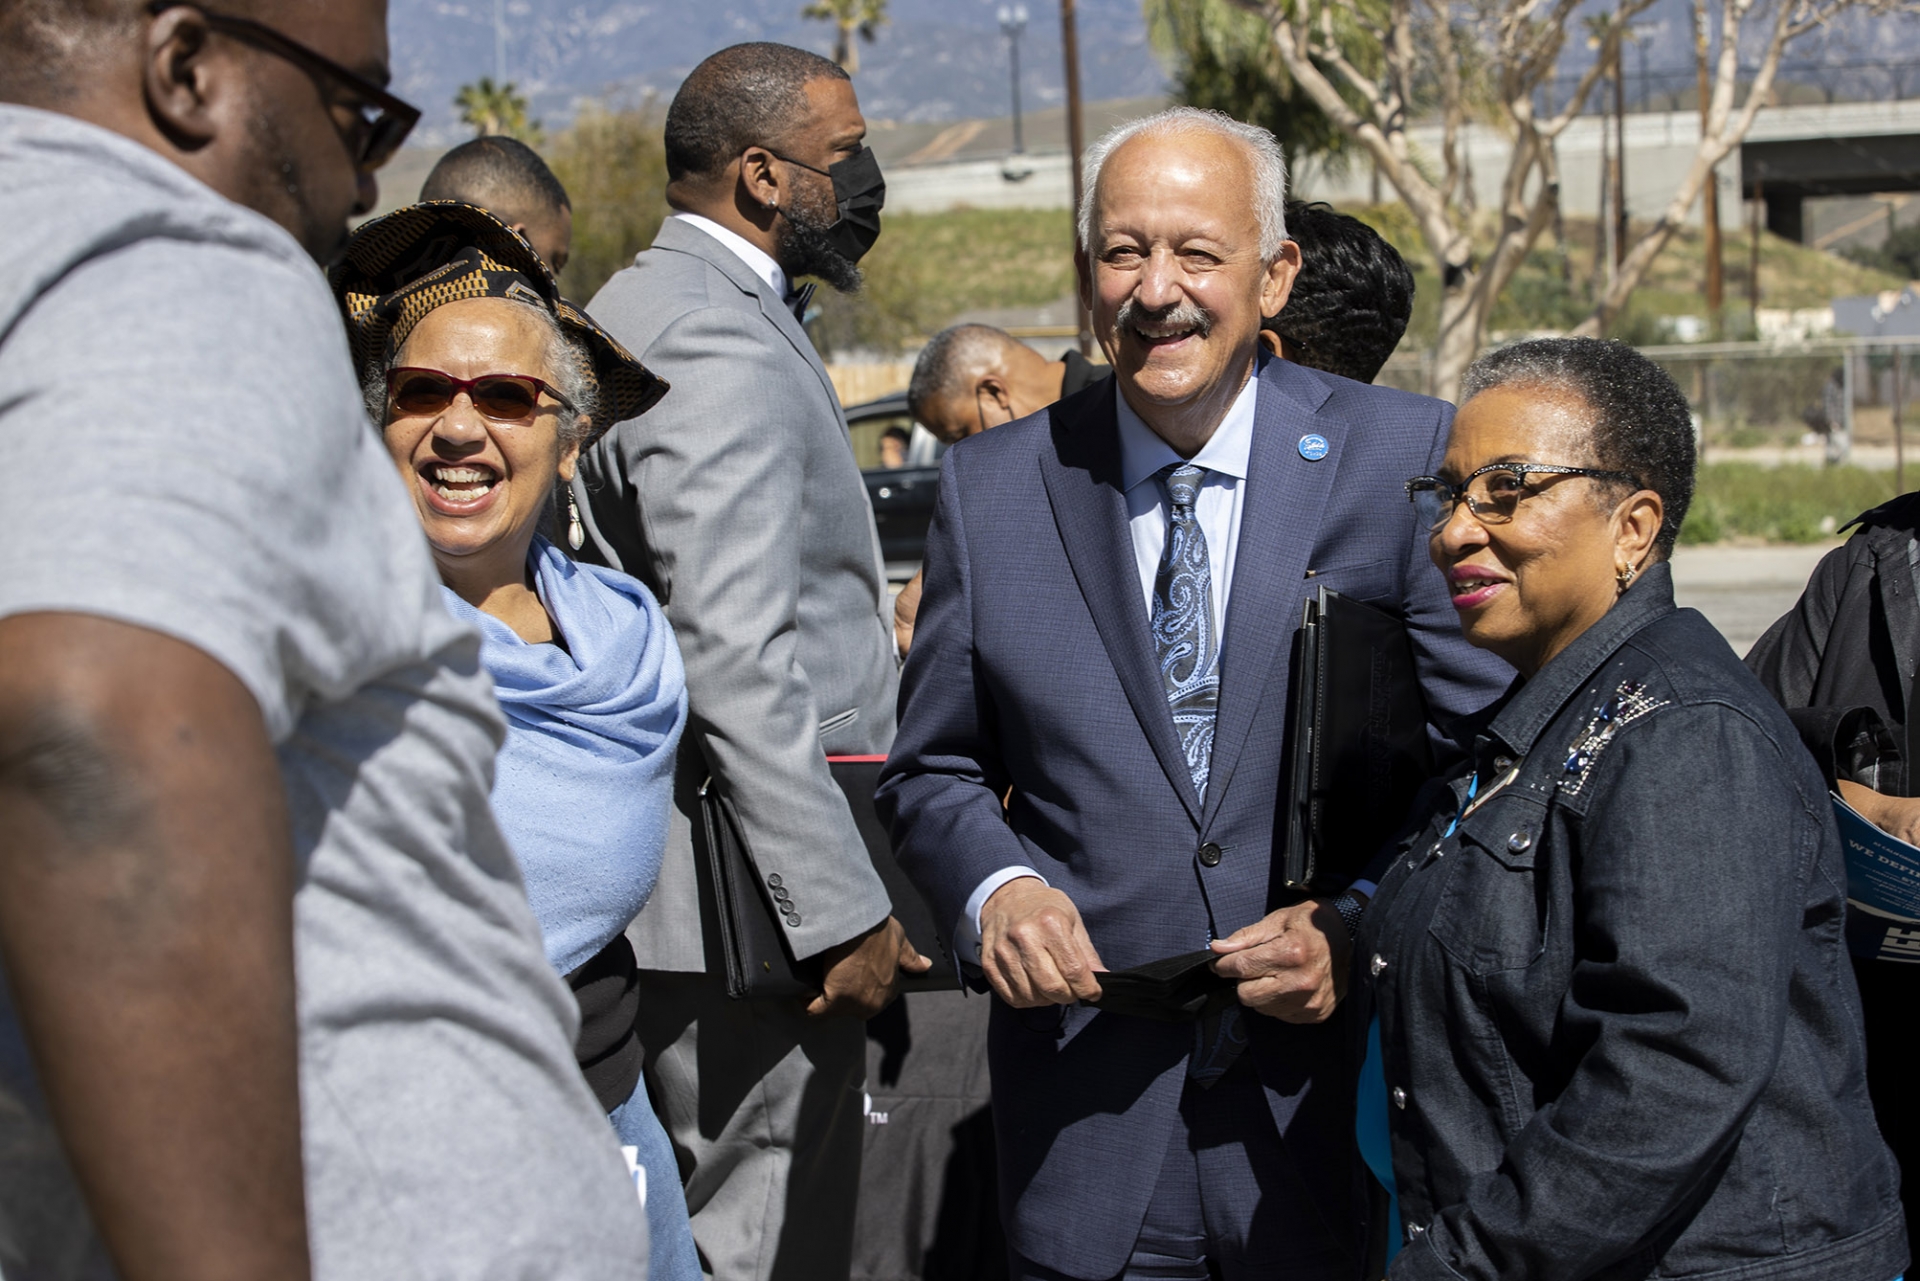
[1222, 0, 1901, 398]
[1575, 0, 1918, 335]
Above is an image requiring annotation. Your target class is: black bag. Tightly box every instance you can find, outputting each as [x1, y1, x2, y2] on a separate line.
[700, 756, 961, 1000]
[1281, 587, 1435, 896]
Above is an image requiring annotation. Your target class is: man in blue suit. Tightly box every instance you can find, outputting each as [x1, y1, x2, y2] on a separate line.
[877, 108, 1509, 1280]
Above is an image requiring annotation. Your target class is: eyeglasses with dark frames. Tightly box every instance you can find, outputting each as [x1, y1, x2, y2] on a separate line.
[145, 1, 420, 171]
[1405, 462, 1644, 532]
[386, 368, 576, 424]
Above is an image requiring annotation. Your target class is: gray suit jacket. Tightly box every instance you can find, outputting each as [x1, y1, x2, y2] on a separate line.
[574, 216, 897, 972]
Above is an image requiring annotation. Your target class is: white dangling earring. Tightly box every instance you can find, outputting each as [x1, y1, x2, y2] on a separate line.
[567, 491, 585, 552]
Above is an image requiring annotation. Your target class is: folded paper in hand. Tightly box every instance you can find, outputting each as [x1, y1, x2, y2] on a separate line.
[1832, 791, 1920, 964]
[1085, 950, 1239, 1023]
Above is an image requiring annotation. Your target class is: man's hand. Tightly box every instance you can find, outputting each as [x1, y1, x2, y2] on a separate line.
[1838, 778, 1920, 847]
[980, 877, 1105, 1008]
[893, 568, 925, 658]
[807, 915, 932, 1018]
[1209, 898, 1351, 1023]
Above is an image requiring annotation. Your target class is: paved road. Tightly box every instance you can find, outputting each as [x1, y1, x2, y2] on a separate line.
[1669, 541, 1841, 657]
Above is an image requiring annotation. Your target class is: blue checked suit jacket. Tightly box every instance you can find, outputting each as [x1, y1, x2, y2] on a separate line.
[876, 356, 1511, 1276]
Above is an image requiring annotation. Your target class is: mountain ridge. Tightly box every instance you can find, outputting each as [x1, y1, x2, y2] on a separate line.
[391, 0, 1167, 144]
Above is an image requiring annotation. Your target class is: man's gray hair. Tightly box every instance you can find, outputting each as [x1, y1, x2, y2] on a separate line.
[1076, 107, 1290, 262]
[906, 324, 1018, 423]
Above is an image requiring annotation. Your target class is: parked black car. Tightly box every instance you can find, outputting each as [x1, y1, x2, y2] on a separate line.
[847, 391, 941, 581]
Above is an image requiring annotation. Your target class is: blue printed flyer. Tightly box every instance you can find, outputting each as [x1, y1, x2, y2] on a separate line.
[1833, 792, 1920, 963]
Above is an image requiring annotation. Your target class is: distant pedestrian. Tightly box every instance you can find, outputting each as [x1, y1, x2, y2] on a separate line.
[1820, 367, 1852, 466]
[1261, 200, 1414, 384]
[571, 42, 929, 1281]
[879, 424, 911, 468]
[0, 3, 648, 1279]
[421, 134, 575, 272]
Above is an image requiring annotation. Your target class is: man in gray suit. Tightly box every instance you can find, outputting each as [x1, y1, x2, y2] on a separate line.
[571, 42, 927, 1281]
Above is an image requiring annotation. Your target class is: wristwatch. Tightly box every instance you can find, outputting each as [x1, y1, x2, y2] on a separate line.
[1330, 890, 1367, 940]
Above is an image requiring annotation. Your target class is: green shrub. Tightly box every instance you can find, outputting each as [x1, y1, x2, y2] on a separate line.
[1679, 463, 1899, 545]
[547, 104, 670, 304]
[806, 207, 1079, 357]
[1679, 504, 1723, 545]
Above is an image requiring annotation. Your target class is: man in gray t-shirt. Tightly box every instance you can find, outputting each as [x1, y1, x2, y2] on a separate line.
[0, 4, 644, 1278]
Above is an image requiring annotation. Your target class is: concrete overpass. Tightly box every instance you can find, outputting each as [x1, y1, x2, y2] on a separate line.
[1740, 100, 1920, 240]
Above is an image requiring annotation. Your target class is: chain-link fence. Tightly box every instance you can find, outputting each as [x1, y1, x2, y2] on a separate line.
[1382, 337, 1920, 543]
[1384, 336, 1920, 476]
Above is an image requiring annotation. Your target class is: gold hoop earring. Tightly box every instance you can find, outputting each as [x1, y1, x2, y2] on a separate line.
[567, 491, 585, 552]
[1616, 562, 1637, 592]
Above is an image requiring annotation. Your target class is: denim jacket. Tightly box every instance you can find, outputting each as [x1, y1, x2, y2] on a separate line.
[1356, 563, 1907, 1281]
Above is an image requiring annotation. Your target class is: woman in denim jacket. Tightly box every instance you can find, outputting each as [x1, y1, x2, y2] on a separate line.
[1355, 338, 1905, 1280]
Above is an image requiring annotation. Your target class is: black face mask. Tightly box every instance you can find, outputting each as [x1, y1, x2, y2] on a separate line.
[770, 146, 886, 263]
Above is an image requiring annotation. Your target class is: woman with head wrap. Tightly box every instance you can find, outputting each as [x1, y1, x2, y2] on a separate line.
[1354, 338, 1904, 1279]
[332, 203, 697, 1281]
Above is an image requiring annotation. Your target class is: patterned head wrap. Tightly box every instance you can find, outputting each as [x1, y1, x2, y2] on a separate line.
[330, 201, 667, 442]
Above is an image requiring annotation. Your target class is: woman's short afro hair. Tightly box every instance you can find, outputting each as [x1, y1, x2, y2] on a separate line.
[1460, 337, 1696, 557]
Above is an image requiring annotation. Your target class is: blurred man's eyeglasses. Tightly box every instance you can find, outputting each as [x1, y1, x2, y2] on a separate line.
[146, 1, 420, 171]
[1406, 462, 1643, 532]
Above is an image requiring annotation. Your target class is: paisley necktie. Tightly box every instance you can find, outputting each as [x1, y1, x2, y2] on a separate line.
[1150, 463, 1219, 801]
[1149, 463, 1245, 1087]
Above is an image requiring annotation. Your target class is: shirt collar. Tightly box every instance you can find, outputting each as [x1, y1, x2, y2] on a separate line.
[1115, 356, 1262, 493]
[1484, 560, 1679, 756]
[670, 212, 789, 299]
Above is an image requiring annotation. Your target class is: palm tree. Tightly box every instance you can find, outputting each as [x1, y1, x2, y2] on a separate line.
[1143, 0, 1354, 184]
[801, 0, 888, 75]
[454, 76, 542, 144]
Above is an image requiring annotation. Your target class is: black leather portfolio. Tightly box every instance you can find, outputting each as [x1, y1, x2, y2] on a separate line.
[1281, 587, 1435, 896]
[1086, 950, 1237, 1023]
[700, 756, 961, 1000]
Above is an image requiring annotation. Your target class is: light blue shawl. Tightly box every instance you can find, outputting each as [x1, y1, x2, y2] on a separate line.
[444, 536, 687, 976]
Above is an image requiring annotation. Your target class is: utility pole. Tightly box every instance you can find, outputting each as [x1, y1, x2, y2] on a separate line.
[1596, 82, 1613, 298]
[1612, 32, 1627, 270]
[999, 6, 1028, 156]
[1060, 0, 1091, 357]
[493, 0, 507, 84]
[1694, 0, 1723, 327]
[1894, 348, 1906, 494]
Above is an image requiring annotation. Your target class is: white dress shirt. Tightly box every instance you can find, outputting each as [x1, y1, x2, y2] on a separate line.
[955, 365, 1264, 963]
[669, 212, 789, 299]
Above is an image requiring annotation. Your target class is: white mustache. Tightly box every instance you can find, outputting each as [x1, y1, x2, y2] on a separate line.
[1116, 297, 1213, 339]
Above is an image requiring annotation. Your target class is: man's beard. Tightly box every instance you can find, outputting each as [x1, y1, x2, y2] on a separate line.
[775, 180, 862, 295]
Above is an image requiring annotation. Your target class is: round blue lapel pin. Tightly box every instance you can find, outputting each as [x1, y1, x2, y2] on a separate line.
[1297, 433, 1330, 461]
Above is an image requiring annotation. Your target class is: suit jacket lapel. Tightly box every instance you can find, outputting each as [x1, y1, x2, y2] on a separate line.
[1039, 387, 1203, 825]
[650, 218, 846, 423]
[1201, 361, 1340, 830]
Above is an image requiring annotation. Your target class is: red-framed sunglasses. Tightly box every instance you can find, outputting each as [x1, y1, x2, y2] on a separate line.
[145, 1, 420, 170]
[386, 368, 577, 423]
